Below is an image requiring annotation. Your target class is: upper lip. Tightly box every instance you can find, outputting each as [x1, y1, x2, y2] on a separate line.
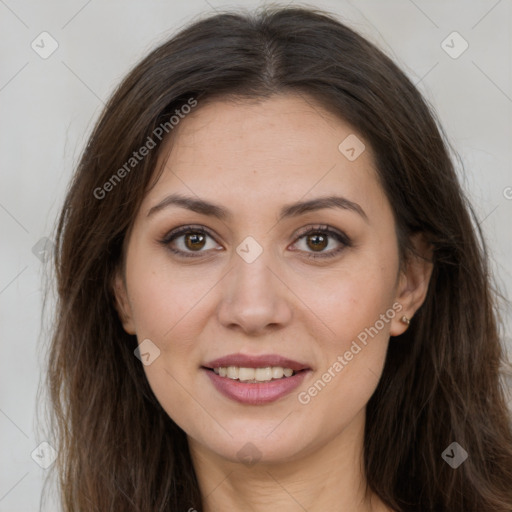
[203, 354, 310, 372]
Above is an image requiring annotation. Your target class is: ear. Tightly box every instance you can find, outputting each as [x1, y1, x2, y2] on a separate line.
[390, 232, 434, 337]
[112, 269, 136, 335]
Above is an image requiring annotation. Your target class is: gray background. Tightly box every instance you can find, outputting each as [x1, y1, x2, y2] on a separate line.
[0, 0, 511, 510]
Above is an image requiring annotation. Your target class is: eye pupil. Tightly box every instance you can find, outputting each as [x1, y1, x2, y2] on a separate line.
[307, 233, 328, 251]
[185, 232, 206, 250]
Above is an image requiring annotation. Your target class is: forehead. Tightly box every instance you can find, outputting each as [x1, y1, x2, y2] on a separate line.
[142, 93, 389, 221]
[161, 93, 364, 170]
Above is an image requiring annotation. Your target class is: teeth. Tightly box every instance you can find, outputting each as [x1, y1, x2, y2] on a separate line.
[272, 367, 284, 379]
[212, 366, 296, 382]
[227, 366, 238, 379]
[255, 367, 272, 381]
[238, 367, 255, 381]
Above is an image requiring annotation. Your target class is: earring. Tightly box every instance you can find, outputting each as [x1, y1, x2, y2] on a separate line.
[401, 316, 411, 326]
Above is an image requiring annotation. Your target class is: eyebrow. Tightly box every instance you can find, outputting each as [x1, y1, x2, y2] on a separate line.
[147, 193, 368, 223]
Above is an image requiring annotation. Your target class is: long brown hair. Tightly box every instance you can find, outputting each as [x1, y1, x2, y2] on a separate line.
[45, 5, 512, 511]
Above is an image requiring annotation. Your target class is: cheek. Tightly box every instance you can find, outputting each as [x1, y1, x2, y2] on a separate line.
[125, 240, 212, 340]
[298, 244, 398, 407]
[310, 250, 399, 347]
[124, 240, 214, 382]
[124, 250, 210, 433]
[296, 275, 395, 428]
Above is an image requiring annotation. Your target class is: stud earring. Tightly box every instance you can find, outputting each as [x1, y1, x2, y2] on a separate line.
[401, 316, 411, 325]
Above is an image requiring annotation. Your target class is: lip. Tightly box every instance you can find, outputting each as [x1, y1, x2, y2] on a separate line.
[204, 368, 310, 405]
[204, 354, 310, 372]
[202, 353, 311, 405]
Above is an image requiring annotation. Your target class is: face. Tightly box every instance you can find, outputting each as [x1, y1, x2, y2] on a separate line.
[114, 93, 430, 465]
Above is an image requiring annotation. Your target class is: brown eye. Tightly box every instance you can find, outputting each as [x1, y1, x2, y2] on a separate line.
[184, 232, 206, 251]
[291, 225, 351, 260]
[160, 225, 222, 258]
[306, 233, 328, 251]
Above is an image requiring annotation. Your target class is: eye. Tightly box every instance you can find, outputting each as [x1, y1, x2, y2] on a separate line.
[159, 224, 351, 260]
[291, 225, 351, 259]
[159, 225, 222, 258]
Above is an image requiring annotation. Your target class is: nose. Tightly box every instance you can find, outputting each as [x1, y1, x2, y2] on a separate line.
[216, 248, 293, 336]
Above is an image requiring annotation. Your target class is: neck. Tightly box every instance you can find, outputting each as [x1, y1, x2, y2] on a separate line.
[188, 408, 388, 512]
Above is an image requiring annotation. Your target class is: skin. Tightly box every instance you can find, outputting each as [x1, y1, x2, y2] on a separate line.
[114, 93, 433, 512]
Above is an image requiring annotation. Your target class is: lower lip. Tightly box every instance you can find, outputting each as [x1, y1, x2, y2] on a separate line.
[204, 368, 309, 405]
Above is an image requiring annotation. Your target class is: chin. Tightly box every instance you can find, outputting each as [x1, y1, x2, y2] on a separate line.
[188, 420, 320, 466]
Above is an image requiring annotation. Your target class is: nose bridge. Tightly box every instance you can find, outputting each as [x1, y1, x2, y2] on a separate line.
[216, 239, 292, 333]
[233, 247, 274, 297]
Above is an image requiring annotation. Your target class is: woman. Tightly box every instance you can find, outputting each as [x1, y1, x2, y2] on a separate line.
[46, 5, 512, 511]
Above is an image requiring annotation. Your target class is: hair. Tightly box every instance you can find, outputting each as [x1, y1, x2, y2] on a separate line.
[45, 4, 512, 512]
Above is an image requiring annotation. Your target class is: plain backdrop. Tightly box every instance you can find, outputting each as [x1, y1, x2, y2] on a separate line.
[0, 0, 511, 510]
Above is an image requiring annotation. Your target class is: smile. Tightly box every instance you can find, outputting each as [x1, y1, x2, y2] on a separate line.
[202, 354, 311, 405]
[212, 366, 295, 382]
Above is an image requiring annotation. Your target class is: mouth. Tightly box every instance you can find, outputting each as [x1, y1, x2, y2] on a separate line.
[202, 354, 311, 404]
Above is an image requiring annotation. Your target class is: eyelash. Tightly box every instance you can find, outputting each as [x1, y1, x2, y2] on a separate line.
[159, 224, 351, 260]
